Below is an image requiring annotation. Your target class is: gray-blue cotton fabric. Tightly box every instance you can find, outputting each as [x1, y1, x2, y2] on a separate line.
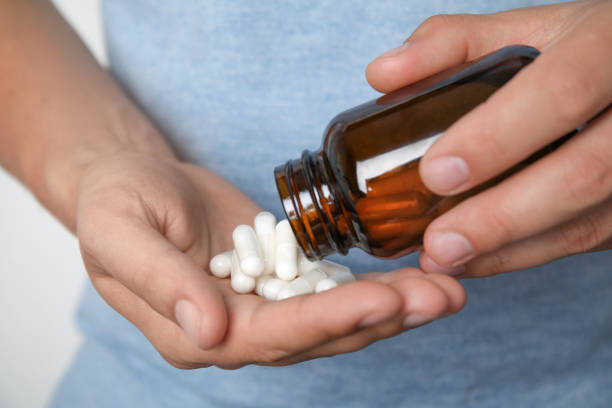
[50, 1, 612, 407]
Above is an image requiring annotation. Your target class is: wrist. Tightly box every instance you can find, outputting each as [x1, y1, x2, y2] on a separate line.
[25, 103, 177, 232]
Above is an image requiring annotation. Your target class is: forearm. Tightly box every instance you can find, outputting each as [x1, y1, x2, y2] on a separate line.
[0, 0, 175, 231]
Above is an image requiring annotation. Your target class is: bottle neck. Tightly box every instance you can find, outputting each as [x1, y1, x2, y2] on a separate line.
[274, 150, 358, 260]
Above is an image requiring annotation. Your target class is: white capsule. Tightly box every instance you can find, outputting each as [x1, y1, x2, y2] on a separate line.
[277, 277, 313, 300]
[266, 234, 276, 274]
[232, 224, 264, 277]
[275, 220, 298, 281]
[254, 212, 277, 274]
[255, 274, 273, 297]
[314, 260, 351, 276]
[230, 251, 256, 294]
[315, 271, 356, 293]
[262, 278, 289, 301]
[297, 251, 319, 275]
[209, 250, 232, 278]
[301, 268, 327, 290]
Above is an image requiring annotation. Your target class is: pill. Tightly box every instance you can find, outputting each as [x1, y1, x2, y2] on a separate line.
[297, 251, 319, 275]
[315, 271, 356, 293]
[262, 278, 289, 301]
[230, 251, 256, 294]
[254, 212, 277, 274]
[209, 250, 232, 278]
[232, 224, 264, 277]
[255, 274, 273, 297]
[275, 220, 298, 281]
[314, 260, 351, 276]
[277, 277, 313, 300]
[300, 268, 327, 289]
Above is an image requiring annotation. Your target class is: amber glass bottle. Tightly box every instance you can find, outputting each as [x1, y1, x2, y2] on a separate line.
[274, 45, 565, 260]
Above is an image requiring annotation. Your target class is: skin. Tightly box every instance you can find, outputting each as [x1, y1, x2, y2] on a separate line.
[367, 0, 612, 278]
[0, 1, 465, 369]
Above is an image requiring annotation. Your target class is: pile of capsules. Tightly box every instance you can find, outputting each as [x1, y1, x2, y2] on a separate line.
[208, 212, 356, 300]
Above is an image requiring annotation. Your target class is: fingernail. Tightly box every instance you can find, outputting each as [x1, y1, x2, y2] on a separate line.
[403, 314, 434, 329]
[423, 156, 469, 193]
[420, 251, 465, 276]
[359, 311, 394, 328]
[175, 300, 201, 348]
[430, 232, 474, 267]
[379, 41, 410, 58]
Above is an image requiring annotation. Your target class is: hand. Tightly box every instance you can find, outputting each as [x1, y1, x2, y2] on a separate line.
[76, 152, 465, 369]
[366, 0, 612, 277]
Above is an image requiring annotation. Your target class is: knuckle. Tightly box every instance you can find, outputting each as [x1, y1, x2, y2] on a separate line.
[364, 321, 398, 343]
[255, 346, 292, 364]
[467, 199, 515, 251]
[544, 67, 600, 127]
[160, 353, 209, 370]
[414, 14, 459, 36]
[243, 333, 293, 365]
[559, 214, 604, 255]
[244, 314, 294, 364]
[483, 208, 516, 249]
[134, 262, 182, 318]
[480, 251, 513, 276]
[562, 148, 609, 206]
[133, 268, 158, 301]
[470, 107, 509, 165]
[412, 13, 482, 45]
[421, 14, 454, 27]
[259, 359, 298, 367]
[166, 359, 197, 370]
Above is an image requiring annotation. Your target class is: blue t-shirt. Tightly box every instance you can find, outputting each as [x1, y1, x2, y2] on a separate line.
[51, 1, 612, 407]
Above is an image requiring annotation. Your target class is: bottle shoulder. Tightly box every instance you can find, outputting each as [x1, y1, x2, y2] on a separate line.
[320, 44, 540, 196]
[323, 44, 540, 138]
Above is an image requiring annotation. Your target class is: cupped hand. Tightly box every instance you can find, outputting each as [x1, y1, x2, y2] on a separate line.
[367, 0, 612, 277]
[76, 152, 465, 369]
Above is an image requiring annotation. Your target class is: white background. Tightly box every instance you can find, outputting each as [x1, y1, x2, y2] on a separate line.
[0, 1, 106, 407]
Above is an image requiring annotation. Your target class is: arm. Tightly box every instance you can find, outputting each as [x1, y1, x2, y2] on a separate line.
[0, 0, 174, 230]
[0, 1, 464, 368]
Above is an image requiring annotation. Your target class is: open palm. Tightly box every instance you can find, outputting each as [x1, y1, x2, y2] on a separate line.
[76, 152, 465, 369]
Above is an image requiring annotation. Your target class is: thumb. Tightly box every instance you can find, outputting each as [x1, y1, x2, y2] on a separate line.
[365, 4, 574, 93]
[79, 215, 228, 350]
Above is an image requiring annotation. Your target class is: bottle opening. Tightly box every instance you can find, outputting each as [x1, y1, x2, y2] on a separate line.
[274, 150, 353, 260]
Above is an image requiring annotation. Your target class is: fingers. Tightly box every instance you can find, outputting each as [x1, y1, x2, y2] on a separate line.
[79, 217, 228, 350]
[419, 250, 464, 276]
[419, 4, 612, 197]
[366, 14, 494, 93]
[244, 280, 403, 361]
[458, 198, 612, 278]
[370, 269, 465, 317]
[423, 103, 612, 269]
[365, 3, 577, 93]
[88, 272, 211, 369]
[270, 270, 466, 365]
[92, 262, 466, 368]
[415, 273, 466, 315]
[93, 277, 401, 369]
